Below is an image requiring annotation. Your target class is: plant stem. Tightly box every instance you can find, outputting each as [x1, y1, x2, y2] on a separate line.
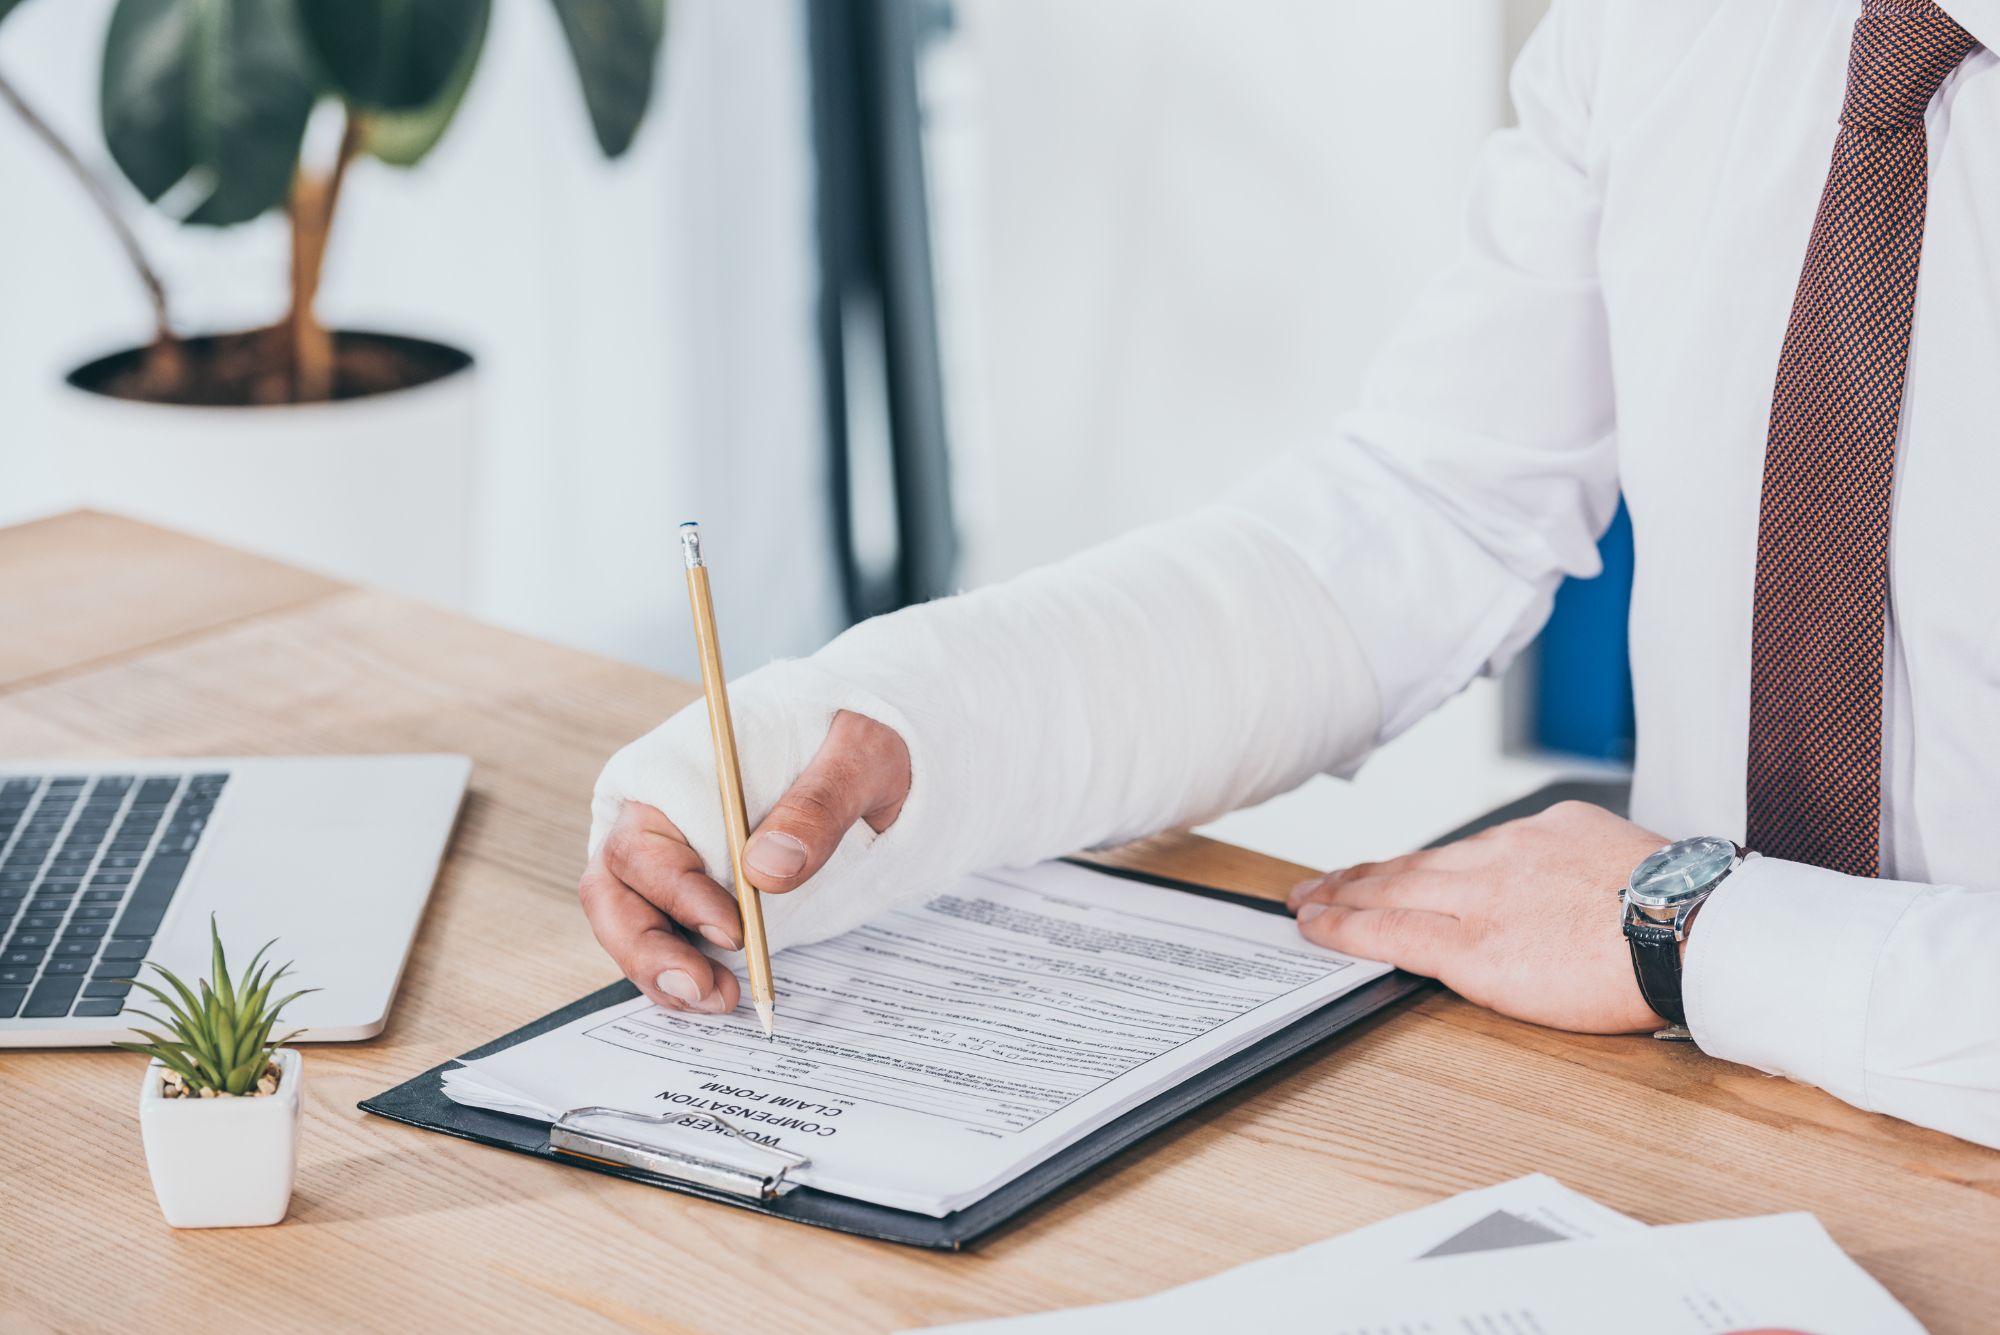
[286, 107, 363, 402]
[0, 63, 183, 391]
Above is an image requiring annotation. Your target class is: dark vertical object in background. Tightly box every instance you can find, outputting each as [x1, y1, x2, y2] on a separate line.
[1534, 501, 1636, 760]
[809, 0, 958, 623]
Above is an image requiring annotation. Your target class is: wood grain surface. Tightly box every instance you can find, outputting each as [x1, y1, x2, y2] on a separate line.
[2, 512, 1995, 1334]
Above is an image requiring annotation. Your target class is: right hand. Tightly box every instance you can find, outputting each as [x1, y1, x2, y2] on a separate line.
[578, 709, 911, 1014]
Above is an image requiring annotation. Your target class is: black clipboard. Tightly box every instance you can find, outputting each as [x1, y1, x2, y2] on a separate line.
[359, 778, 1628, 1250]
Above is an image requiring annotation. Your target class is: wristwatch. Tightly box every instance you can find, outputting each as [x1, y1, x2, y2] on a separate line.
[1620, 835, 1749, 1040]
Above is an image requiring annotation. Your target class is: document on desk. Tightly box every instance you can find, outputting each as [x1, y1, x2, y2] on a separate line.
[917, 1177, 1925, 1335]
[440, 860, 1391, 1217]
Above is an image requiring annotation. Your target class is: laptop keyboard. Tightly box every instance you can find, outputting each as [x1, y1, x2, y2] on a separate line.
[0, 772, 227, 1021]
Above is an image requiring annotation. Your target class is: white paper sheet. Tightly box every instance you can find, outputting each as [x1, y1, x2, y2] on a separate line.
[442, 861, 1392, 1216]
[1313, 1213, 1922, 1335]
[912, 1174, 1641, 1334]
[913, 1179, 1924, 1335]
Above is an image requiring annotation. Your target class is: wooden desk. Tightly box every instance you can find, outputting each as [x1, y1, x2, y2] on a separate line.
[3, 512, 1995, 1333]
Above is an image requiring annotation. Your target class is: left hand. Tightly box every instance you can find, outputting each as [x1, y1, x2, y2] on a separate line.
[1288, 800, 1670, 1034]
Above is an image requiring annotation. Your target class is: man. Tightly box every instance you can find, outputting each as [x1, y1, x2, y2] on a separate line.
[581, 0, 2000, 1150]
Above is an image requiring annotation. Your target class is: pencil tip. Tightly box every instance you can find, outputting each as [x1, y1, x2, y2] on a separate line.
[756, 998, 775, 1040]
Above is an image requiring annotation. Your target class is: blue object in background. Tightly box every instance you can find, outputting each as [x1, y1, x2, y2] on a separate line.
[1533, 500, 1635, 761]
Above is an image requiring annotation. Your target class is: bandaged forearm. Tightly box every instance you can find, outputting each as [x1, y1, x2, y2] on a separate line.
[590, 506, 1381, 952]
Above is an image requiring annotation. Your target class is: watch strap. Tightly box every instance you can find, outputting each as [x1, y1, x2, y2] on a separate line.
[1625, 919, 1686, 1027]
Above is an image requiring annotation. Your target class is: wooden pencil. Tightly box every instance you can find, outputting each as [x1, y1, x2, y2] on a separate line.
[678, 521, 777, 1038]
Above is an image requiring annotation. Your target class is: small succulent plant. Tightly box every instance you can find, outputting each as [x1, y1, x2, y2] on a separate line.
[116, 917, 315, 1098]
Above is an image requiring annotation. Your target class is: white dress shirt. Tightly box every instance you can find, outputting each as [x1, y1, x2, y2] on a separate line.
[595, 0, 2000, 1149]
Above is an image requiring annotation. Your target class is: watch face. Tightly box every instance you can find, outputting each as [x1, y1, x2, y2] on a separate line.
[1628, 835, 1737, 908]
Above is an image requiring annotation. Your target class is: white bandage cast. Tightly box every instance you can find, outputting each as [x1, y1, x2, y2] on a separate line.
[589, 505, 1383, 955]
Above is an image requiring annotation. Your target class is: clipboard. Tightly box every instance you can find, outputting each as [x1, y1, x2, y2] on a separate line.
[359, 778, 1628, 1250]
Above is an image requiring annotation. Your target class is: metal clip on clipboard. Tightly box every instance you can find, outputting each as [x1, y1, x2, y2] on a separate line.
[549, 1107, 811, 1200]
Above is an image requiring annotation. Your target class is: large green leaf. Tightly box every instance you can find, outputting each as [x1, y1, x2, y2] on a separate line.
[101, 0, 318, 227]
[549, 0, 666, 159]
[293, 0, 488, 112]
[356, 6, 486, 168]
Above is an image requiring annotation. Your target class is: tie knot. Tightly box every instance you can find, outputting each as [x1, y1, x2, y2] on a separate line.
[1843, 0, 1980, 129]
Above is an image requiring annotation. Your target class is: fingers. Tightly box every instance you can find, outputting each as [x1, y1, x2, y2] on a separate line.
[579, 860, 742, 1015]
[1286, 841, 1490, 910]
[601, 802, 745, 949]
[745, 710, 911, 894]
[1295, 903, 1465, 977]
[1296, 868, 1471, 914]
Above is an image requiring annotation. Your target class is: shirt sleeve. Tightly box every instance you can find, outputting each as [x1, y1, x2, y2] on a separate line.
[1683, 857, 2000, 1150]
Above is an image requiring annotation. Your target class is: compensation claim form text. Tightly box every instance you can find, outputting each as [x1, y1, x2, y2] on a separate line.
[442, 861, 1391, 1217]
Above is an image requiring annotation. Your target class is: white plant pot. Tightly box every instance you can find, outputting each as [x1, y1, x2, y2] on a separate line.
[56, 332, 478, 609]
[139, 1047, 303, 1229]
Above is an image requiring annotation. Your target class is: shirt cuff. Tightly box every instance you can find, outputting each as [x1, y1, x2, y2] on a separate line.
[1682, 854, 1926, 1110]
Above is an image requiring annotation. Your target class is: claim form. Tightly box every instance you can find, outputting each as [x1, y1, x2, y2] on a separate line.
[442, 861, 1390, 1216]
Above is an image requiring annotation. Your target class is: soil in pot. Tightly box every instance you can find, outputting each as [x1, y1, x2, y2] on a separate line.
[69, 328, 472, 407]
[159, 1062, 285, 1099]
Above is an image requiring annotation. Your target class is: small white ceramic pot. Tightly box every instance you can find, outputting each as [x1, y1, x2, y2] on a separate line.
[138, 1047, 303, 1228]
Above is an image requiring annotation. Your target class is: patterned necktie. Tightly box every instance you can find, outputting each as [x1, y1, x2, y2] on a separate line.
[1746, 0, 1978, 876]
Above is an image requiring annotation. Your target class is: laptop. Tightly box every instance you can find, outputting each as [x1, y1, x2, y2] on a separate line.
[0, 755, 470, 1047]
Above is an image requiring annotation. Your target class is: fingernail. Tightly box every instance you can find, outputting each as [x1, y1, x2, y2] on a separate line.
[1288, 878, 1319, 909]
[747, 831, 808, 879]
[693, 989, 735, 1014]
[699, 923, 740, 950]
[655, 970, 704, 1005]
[1297, 903, 1328, 925]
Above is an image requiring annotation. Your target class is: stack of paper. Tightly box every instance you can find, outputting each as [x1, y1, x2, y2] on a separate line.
[913, 1175, 1925, 1335]
[442, 861, 1393, 1218]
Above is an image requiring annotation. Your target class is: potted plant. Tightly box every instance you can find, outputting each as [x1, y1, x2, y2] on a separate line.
[121, 918, 315, 1228]
[0, 0, 666, 605]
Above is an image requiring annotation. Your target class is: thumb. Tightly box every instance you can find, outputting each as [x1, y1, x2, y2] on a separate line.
[744, 710, 909, 894]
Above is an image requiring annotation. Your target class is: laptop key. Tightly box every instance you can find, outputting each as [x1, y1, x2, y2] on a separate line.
[135, 778, 178, 803]
[99, 939, 151, 960]
[1, 949, 47, 968]
[4, 932, 53, 951]
[114, 855, 189, 938]
[44, 958, 89, 975]
[72, 998, 125, 1017]
[84, 980, 133, 999]
[22, 977, 82, 1017]
[82, 889, 125, 904]
[71, 904, 117, 920]
[60, 923, 106, 942]
[94, 960, 143, 980]
[0, 966, 35, 985]
[19, 915, 64, 931]
[0, 986, 25, 1018]
[54, 939, 99, 955]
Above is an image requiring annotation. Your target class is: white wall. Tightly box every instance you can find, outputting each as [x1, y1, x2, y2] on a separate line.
[938, 1, 1512, 586]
